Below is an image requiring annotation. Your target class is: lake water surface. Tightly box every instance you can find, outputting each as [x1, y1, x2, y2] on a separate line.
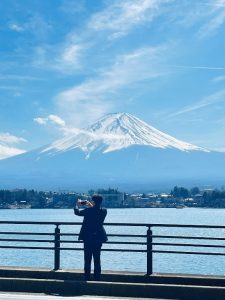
[0, 208, 225, 276]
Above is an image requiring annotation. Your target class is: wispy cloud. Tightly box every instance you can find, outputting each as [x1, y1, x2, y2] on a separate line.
[212, 75, 225, 83]
[0, 133, 26, 144]
[33, 41, 86, 73]
[170, 64, 225, 71]
[89, 0, 173, 38]
[198, 0, 225, 38]
[0, 145, 26, 160]
[9, 15, 52, 39]
[0, 133, 27, 160]
[167, 1, 225, 39]
[57, 43, 85, 71]
[34, 114, 81, 136]
[31, 0, 174, 74]
[56, 45, 169, 126]
[62, 44, 82, 65]
[9, 23, 24, 32]
[169, 89, 225, 117]
[34, 115, 66, 127]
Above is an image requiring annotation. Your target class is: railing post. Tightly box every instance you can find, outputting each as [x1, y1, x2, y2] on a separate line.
[146, 226, 153, 276]
[54, 224, 60, 270]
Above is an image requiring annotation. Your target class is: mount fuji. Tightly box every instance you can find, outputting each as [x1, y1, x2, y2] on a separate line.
[0, 112, 224, 191]
[41, 112, 206, 157]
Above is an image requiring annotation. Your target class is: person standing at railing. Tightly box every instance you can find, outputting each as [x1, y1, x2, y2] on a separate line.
[74, 194, 107, 281]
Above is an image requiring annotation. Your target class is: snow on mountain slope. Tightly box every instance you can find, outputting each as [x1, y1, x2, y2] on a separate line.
[41, 112, 207, 157]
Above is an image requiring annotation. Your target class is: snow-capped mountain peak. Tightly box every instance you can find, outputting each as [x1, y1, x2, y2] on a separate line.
[41, 112, 207, 157]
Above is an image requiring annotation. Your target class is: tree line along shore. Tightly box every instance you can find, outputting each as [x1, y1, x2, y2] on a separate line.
[0, 187, 225, 209]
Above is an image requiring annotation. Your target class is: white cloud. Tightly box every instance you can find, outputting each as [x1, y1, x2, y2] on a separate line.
[34, 114, 79, 136]
[0, 133, 26, 144]
[89, 0, 173, 38]
[197, 0, 225, 38]
[56, 45, 169, 126]
[9, 15, 52, 38]
[33, 42, 85, 73]
[48, 115, 66, 127]
[62, 44, 81, 64]
[166, 1, 225, 39]
[0, 145, 26, 160]
[0, 133, 27, 160]
[9, 23, 24, 32]
[212, 76, 225, 83]
[34, 114, 65, 127]
[31, 0, 171, 74]
[58, 43, 85, 71]
[170, 65, 225, 71]
[34, 117, 48, 125]
[198, 10, 225, 38]
[169, 89, 225, 117]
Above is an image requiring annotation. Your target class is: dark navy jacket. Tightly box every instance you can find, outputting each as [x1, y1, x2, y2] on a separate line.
[74, 207, 107, 243]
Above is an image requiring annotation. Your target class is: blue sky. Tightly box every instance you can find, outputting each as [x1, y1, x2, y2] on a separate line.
[1, 0, 225, 159]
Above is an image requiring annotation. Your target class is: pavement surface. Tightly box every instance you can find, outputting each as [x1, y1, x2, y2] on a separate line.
[0, 293, 172, 300]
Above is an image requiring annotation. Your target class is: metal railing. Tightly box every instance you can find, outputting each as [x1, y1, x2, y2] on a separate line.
[0, 221, 225, 275]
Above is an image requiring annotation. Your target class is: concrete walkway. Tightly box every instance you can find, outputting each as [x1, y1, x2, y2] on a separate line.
[0, 293, 171, 300]
[0, 267, 225, 299]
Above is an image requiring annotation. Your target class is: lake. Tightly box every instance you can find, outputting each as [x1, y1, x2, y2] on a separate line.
[0, 208, 225, 276]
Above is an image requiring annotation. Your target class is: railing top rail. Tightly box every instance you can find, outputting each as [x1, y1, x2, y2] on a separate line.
[0, 220, 224, 228]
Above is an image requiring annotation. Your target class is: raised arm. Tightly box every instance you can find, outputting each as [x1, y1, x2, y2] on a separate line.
[74, 207, 86, 216]
[74, 199, 93, 216]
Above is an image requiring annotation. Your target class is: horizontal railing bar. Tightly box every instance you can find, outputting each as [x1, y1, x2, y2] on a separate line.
[153, 243, 225, 248]
[0, 221, 64, 225]
[0, 221, 225, 228]
[153, 250, 225, 256]
[0, 245, 54, 250]
[0, 232, 54, 236]
[101, 249, 146, 252]
[60, 240, 146, 245]
[0, 221, 147, 226]
[58, 233, 79, 236]
[105, 234, 147, 237]
[0, 221, 148, 226]
[61, 240, 82, 243]
[1, 245, 225, 255]
[60, 233, 146, 238]
[103, 241, 146, 245]
[1, 232, 222, 240]
[0, 245, 146, 252]
[0, 238, 54, 243]
[149, 224, 225, 229]
[60, 247, 147, 252]
[1, 239, 224, 247]
[153, 235, 225, 241]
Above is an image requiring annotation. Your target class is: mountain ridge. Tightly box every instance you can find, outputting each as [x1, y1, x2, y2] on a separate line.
[0, 112, 223, 191]
[40, 112, 207, 159]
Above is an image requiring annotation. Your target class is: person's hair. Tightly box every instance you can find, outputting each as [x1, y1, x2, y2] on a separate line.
[92, 194, 103, 207]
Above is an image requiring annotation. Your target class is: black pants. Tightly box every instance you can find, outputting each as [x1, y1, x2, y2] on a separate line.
[84, 239, 102, 280]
